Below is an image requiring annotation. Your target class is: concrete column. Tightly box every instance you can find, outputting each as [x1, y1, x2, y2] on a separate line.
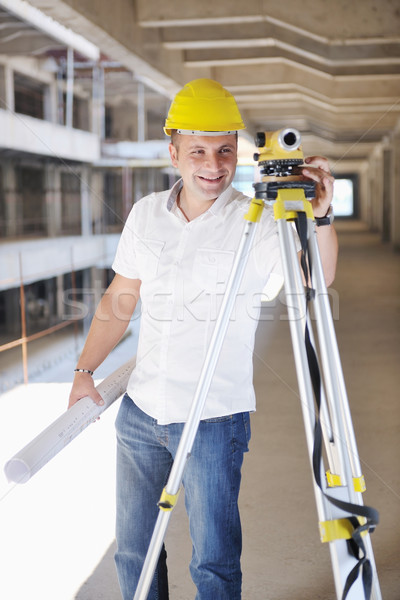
[81, 267, 94, 336]
[0, 61, 14, 130]
[45, 165, 62, 237]
[41, 57, 59, 124]
[4, 64, 14, 112]
[391, 128, 400, 250]
[56, 274, 64, 320]
[47, 76, 58, 124]
[137, 81, 146, 142]
[3, 164, 18, 237]
[0, 64, 6, 110]
[372, 148, 383, 232]
[122, 165, 132, 220]
[358, 163, 366, 223]
[364, 163, 374, 227]
[56, 67, 64, 125]
[91, 170, 104, 234]
[382, 147, 392, 242]
[92, 63, 105, 138]
[366, 149, 382, 232]
[65, 47, 74, 128]
[43, 82, 52, 123]
[80, 166, 92, 236]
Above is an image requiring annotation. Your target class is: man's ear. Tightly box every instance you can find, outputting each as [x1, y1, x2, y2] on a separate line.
[169, 143, 178, 168]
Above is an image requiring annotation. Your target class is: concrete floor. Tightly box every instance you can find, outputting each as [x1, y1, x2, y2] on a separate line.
[0, 220, 399, 599]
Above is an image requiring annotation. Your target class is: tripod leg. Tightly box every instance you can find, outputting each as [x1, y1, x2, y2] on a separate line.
[307, 224, 382, 600]
[276, 217, 331, 521]
[133, 207, 262, 600]
[273, 196, 381, 599]
[134, 510, 173, 600]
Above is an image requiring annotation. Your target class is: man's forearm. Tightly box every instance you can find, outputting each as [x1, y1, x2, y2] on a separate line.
[69, 275, 140, 408]
[76, 275, 141, 373]
[76, 301, 131, 373]
[316, 224, 338, 287]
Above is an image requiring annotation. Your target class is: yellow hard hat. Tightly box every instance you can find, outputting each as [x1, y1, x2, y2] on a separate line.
[164, 78, 245, 136]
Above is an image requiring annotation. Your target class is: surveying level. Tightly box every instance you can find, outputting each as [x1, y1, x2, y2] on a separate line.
[253, 127, 304, 174]
[133, 129, 381, 600]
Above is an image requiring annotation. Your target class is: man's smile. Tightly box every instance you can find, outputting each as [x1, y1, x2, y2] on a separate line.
[198, 175, 224, 182]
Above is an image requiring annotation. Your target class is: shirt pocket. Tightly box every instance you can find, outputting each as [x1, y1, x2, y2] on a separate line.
[192, 248, 235, 293]
[135, 238, 165, 279]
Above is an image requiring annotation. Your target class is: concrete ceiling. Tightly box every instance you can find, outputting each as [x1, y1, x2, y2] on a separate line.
[7, 0, 400, 167]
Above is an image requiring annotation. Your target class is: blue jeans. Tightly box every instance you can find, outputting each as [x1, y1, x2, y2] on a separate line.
[114, 394, 251, 600]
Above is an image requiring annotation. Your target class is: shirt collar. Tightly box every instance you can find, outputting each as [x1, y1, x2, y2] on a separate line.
[166, 179, 183, 212]
[166, 178, 234, 216]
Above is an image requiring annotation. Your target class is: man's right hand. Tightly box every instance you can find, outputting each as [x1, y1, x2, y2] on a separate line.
[68, 372, 104, 409]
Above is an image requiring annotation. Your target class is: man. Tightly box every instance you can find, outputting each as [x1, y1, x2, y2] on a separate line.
[69, 79, 338, 600]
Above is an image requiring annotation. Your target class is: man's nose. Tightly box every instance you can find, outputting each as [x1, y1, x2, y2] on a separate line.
[204, 152, 221, 170]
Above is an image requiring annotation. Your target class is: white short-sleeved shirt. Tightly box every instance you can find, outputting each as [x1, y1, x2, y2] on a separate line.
[113, 180, 290, 424]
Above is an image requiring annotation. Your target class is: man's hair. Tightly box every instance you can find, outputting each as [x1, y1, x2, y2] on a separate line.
[170, 129, 179, 149]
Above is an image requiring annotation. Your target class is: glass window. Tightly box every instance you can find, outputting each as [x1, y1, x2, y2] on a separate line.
[333, 177, 356, 217]
[233, 165, 258, 198]
[16, 166, 46, 234]
[14, 72, 47, 120]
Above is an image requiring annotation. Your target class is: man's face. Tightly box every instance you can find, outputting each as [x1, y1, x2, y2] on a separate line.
[168, 134, 238, 205]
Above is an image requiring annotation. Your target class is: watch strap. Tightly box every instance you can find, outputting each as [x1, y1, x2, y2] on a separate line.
[315, 205, 334, 226]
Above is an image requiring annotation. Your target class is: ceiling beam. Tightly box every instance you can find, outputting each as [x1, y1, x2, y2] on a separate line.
[136, 0, 400, 40]
[26, 0, 183, 96]
[0, 0, 99, 59]
[183, 47, 400, 76]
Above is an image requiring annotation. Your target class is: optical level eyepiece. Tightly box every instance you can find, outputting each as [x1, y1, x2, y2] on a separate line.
[255, 132, 266, 148]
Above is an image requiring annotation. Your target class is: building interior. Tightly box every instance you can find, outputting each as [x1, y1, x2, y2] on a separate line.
[0, 1, 399, 599]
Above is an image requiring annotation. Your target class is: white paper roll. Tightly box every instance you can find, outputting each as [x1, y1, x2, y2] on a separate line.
[4, 357, 136, 484]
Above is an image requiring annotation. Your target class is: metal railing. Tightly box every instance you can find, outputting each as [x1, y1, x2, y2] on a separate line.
[0, 250, 91, 387]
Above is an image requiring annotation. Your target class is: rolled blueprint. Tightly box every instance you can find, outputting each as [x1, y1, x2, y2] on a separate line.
[4, 357, 136, 484]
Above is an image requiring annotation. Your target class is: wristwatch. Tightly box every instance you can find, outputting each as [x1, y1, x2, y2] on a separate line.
[315, 205, 334, 226]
